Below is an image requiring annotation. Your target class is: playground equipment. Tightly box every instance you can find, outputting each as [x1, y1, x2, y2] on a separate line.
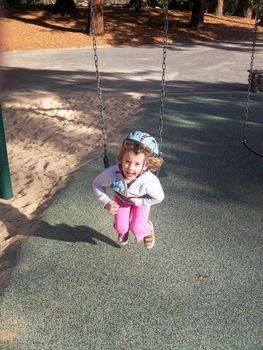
[249, 69, 263, 93]
[90, 1, 169, 168]
[242, 2, 263, 157]
[0, 103, 13, 199]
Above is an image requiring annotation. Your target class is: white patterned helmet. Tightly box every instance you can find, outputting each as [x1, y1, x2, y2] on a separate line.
[126, 131, 160, 156]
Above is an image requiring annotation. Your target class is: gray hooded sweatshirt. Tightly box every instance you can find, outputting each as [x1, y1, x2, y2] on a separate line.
[92, 164, 164, 208]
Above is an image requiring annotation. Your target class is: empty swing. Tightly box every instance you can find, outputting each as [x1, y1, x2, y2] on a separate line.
[90, 1, 169, 168]
[242, 2, 263, 157]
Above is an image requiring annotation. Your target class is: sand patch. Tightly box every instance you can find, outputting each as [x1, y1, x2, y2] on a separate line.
[0, 93, 142, 253]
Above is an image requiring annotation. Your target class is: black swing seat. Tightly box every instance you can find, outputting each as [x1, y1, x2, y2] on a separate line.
[248, 69, 263, 93]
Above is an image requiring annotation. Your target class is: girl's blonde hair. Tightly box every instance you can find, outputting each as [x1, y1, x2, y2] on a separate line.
[117, 140, 163, 172]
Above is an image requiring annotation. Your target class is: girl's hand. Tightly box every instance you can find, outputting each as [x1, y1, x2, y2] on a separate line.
[105, 201, 120, 215]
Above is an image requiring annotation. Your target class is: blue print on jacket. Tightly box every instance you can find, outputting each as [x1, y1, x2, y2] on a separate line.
[111, 180, 125, 193]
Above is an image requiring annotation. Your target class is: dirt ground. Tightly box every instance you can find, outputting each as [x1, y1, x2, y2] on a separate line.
[1, 6, 262, 51]
[0, 6, 261, 291]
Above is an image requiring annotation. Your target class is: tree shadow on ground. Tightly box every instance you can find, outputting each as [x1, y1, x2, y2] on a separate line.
[1, 67, 249, 158]
[3, 7, 261, 46]
[1, 66, 247, 98]
[0, 238, 22, 293]
[5, 6, 87, 33]
[0, 202, 36, 292]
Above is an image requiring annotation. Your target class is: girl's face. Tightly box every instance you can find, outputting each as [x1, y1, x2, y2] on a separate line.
[121, 151, 146, 181]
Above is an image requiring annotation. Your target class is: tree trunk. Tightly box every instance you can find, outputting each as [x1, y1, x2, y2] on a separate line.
[234, 0, 253, 18]
[244, 2, 253, 18]
[51, 0, 79, 17]
[189, 0, 206, 30]
[216, 0, 224, 17]
[87, 0, 104, 35]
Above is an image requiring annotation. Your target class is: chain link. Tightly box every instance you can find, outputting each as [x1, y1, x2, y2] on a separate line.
[91, 0, 169, 163]
[90, 0, 109, 167]
[159, 0, 169, 156]
[242, 4, 263, 157]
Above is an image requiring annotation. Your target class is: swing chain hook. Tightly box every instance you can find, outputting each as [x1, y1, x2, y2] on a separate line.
[159, 0, 169, 157]
[90, 0, 110, 168]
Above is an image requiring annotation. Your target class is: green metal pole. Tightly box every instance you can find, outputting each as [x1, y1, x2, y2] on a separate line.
[0, 103, 13, 199]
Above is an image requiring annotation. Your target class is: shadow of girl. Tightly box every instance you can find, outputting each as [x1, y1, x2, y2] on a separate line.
[36, 221, 120, 248]
[0, 202, 119, 290]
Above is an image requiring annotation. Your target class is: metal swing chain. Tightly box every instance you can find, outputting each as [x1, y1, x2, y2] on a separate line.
[91, 0, 168, 163]
[242, 4, 263, 157]
[90, 0, 110, 168]
[159, 0, 169, 157]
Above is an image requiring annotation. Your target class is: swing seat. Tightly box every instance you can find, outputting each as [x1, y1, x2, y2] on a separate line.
[248, 69, 263, 93]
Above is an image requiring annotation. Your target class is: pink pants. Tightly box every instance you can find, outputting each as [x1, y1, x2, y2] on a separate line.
[113, 195, 151, 242]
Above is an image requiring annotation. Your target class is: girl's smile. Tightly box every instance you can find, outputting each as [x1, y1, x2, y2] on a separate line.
[121, 151, 146, 182]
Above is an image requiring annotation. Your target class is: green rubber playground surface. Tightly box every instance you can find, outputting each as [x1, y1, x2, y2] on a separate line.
[1, 93, 262, 349]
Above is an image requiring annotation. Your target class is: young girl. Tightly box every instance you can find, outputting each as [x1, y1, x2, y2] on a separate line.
[92, 131, 164, 249]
